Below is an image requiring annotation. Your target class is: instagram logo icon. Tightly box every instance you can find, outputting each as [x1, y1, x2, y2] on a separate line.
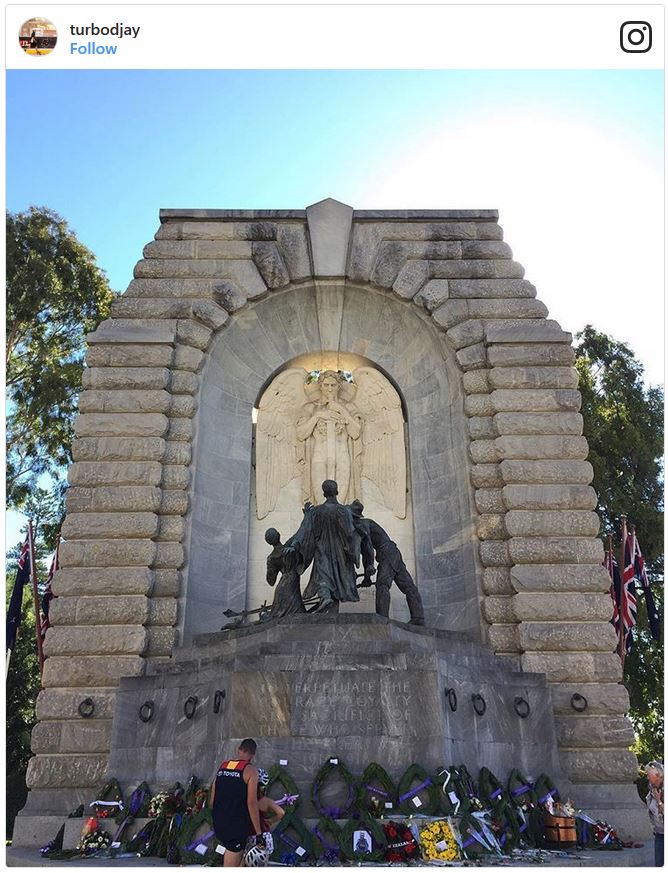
[620, 21, 652, 53]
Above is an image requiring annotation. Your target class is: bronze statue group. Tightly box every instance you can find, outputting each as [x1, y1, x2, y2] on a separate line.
[264, 479, 424, 626]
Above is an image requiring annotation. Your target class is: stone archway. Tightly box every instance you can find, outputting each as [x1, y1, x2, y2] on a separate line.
[15, 199, 645, 844]
[184, 282, 479, 641]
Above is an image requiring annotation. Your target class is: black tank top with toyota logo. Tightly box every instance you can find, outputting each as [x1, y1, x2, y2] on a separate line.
[212, 758, 253, 838]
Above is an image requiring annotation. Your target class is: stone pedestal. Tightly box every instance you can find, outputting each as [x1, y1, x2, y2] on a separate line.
[106, 615, 565, 815]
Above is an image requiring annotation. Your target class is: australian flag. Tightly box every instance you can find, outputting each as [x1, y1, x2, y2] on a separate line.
[6, 536, 31, 653]
[631, 530, 661, 641]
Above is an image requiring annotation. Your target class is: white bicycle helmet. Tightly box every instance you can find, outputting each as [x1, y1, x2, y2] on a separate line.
[244, 844, 268, 867]
[257, 768, 269, 786]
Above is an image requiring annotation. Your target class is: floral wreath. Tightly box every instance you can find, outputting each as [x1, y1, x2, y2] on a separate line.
[311, 758, 357, 818]
[418, 818, 460, 862]
[383, 819, 421, 863]
[147, 786, 185, 820]
[78, 828, 111, 856]
[90, 778, 124, 821]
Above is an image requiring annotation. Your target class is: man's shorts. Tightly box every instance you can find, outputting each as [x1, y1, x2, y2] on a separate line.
[216, 834, 247, 853]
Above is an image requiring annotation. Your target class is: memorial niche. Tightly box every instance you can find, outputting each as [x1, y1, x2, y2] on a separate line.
[247, 362, 417, 619]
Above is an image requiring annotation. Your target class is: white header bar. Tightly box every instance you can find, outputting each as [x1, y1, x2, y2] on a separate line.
[6, 4, 665, 70]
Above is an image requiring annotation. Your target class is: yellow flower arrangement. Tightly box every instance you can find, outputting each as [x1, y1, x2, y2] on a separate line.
[418, 819, 460, 862]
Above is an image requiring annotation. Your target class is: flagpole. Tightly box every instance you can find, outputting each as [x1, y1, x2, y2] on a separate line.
[618, 515, 627, 669]
[606, 532, 620, 658]
[28, 520, 45, 675]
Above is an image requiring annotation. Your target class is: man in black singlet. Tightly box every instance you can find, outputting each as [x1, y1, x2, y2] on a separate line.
[209, 738, 263, 867]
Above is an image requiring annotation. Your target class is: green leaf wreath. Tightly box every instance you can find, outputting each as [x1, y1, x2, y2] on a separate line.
[177, 807, 219, 865]
[434, 765, 463, 815]
[90, 777, 124, 823]
[396, 763, 440, 815]
[356, 762, 397, 817]
[534, 773, 561, 807]
[267, 763, 300, 812]
[339, 813, 387, 862]
[311, 758, 357, 818]
[312, 815, 343, 861]
[270, 813, 316, 862]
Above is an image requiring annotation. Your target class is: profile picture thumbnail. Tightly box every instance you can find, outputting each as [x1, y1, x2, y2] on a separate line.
[19, 18, 57, 56]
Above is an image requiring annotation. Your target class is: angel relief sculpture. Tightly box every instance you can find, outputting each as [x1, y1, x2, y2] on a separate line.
[255, 367, 407, 520]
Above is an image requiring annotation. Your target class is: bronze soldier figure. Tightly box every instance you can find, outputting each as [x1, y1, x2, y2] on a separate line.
[350, 500, 424, 625]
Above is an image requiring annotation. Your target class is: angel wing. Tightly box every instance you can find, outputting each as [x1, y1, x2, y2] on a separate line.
[255, 368, 308, 519]
[353, 367, 407, 519]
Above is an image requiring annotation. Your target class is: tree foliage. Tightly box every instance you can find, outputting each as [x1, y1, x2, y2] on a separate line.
[574, 325, 664, 762]
[6, 544, 43, 837]
[6, 206, 114, 508]
[5, 490, 65, 837]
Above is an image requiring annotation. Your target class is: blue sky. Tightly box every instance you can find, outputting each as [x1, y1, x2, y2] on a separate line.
[7, 69, 662, 293]
[5, 69, 664, 546]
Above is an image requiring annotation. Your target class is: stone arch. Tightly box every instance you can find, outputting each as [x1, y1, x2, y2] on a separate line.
[17, 200, 640, 842]
[183, 282, 480, 641]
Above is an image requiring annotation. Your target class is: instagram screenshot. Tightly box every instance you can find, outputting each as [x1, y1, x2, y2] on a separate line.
[5, 4, 664, 867]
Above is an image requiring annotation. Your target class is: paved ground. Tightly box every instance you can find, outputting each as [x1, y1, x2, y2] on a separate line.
[6, 843, 654, 868]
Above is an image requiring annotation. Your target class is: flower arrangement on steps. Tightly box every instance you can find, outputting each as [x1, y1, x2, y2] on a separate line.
[38, 762, 629, 864]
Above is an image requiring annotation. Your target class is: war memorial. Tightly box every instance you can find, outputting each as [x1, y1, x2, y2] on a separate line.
[12, 199, 650, 860]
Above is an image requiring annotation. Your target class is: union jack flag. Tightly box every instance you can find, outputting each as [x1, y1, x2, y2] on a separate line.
[631, 529, 661, 641]
[619, 521, 638, 653]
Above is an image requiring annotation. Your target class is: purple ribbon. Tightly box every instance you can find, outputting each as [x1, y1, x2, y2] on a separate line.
[519, 822, 528, 833]
[129, 787, 149, 816]
[462, 836, 476, 849]
[186, 829, 214, 852]
[489, 788, 502, 800]
[399, 778, 432, 803]
[313, 825, 338, 853]
[511, 784, 531, 798]
[364, 783, 391, 798]
[539, 789, 556, 804]
[280, 832, 299, 850]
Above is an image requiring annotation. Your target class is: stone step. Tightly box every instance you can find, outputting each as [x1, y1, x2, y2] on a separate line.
[170, 618, 505, 674]
[146, 643, 511, 681]
[137, 653, 542, 696]
[10, 812, 655, 868]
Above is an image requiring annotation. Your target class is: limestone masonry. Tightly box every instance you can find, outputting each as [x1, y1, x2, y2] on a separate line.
[14, 199, 646, 846]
